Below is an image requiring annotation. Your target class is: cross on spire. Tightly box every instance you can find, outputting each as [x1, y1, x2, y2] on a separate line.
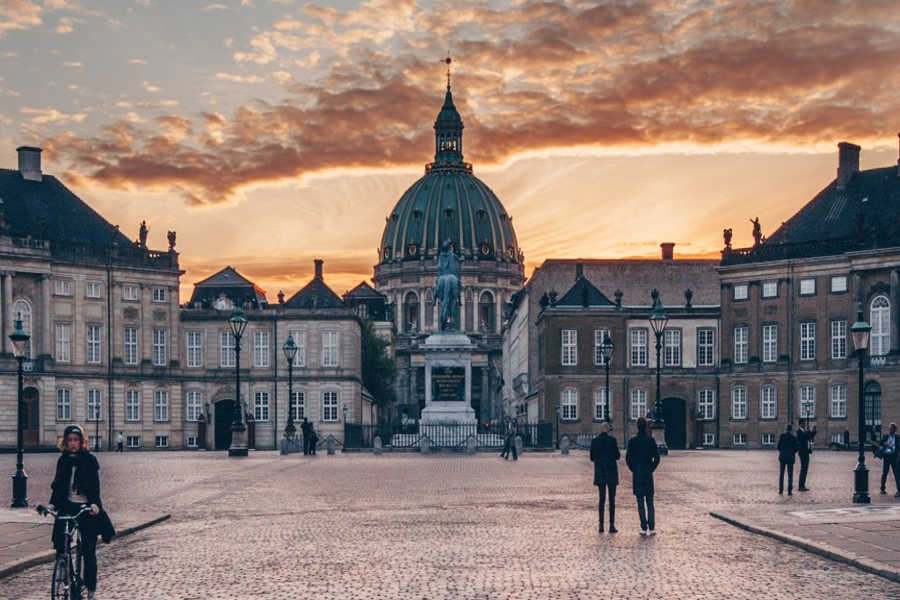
[445, 54, 452, 90]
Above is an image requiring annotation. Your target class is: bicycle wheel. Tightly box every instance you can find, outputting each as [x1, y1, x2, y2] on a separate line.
[50, 554, 72, 600]
[70, 536, 84, 600]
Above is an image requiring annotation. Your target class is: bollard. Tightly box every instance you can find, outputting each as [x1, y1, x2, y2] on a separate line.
[374, 436, 383, 456]
[420, 436, 431, 454]
[466, 437, 477, 455]
[515, 435, 524, 457]
[560, 435, 570, 455]
[327, 434, 336, 455]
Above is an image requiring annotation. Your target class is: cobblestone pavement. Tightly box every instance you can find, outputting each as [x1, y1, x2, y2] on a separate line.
[2, 449, 900, 599]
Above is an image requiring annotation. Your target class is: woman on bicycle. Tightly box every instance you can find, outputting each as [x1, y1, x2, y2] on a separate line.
[47, 424, 103, 600]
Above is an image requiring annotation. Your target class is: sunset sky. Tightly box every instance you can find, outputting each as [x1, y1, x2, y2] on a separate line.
[1, 0, 899, 300]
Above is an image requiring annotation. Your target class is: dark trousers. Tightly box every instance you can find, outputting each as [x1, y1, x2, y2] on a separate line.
[779, 461, 794, 493]
[52, 501, 98, 592]
[881, 455, 900, 492]
[116, 442, 123, 452]
[501, 438, 517, 460]
[635, 493, 654, 531]
[798, 452, 811, 488]
[597, 483, 616, 529]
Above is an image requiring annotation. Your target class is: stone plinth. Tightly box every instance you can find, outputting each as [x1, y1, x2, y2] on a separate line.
[421, 332, 476, 424]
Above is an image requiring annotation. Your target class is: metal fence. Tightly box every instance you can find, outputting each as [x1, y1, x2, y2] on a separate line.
[344, 421, 554, 450]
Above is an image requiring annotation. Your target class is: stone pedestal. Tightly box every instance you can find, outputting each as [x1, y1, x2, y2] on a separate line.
[420, 332, 476, 424]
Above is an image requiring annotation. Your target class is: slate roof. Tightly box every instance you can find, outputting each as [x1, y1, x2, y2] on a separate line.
[285, 274, 344, 309]
[343, 280, 385, 301]
[555, 276, 615, 307]
[189, 266, 267, 307]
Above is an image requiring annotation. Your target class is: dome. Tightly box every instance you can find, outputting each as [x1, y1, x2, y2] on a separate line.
[378, 80, 521, 265]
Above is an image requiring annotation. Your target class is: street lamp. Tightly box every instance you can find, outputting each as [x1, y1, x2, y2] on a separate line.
[648, 293, 669, 452]
[227, 309, 249, 457]
[10, 315, 30, 507]
[851, 304, 871, 504]
[555, 404, 560, 449]
[282, 335, 298, 439]
[601, 333, 614, 424]
[342, 403, 348, 423]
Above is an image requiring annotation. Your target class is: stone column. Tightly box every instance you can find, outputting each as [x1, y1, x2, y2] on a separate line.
[891, 269, 899, 353]
[3, 272, 12, 354]
[41, 274, 51, 356]
[496, 290, 503, 334]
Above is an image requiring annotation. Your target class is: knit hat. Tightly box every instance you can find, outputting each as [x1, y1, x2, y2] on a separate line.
[63, 424, 84, 439]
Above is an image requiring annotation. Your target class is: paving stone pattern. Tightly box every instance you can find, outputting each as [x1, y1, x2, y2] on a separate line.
[2, 449, 899, 599]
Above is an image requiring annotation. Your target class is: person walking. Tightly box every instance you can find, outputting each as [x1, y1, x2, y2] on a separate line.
[301, 418, 312, 455]
[626, 417, 660, 536]
[116, 431, 124, 453]
[876, 423, 900, 496]
[777, 423, 798, 496]
[308, 425, 318, 455]
[500, 419, 518, 460]
[796, 419, 817, 491]
[590, 422, 619, 533]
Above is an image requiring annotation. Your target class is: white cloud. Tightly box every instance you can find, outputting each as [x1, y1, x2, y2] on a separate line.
[0, 1, 42, 37]
[141, 81, 161, 93]
[202, 3, 227, 11]
[62, 61, 84, 68]
[20, 107, 87, 124]
[215, 72, 265, 83]
[129, 58, 147, 65]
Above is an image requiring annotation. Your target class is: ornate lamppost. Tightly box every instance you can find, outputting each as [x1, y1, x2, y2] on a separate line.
[227, 309, 249, 457]
[851, 304, 871, 504]
[648, 292, 669, 452]
[10, 316, 30, 507]
[283, 335, 298, 439]
[601, 333, 614, 424]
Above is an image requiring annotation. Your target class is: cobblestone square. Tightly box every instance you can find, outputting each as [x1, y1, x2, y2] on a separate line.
[3, 449, 900, 599]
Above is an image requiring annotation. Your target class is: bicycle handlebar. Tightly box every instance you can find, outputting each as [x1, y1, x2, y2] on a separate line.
[35, 504, 91, 519]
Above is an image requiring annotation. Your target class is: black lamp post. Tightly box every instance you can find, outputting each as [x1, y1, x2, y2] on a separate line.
[10, 315, 30, 507]
[283, 335, 298, 438]
[555, 404, 560, 449]
[601, 333, 614, 424]
[851, 304, 871, 504]
[648, 293, 669, 452]
[228, 309, 249, 457]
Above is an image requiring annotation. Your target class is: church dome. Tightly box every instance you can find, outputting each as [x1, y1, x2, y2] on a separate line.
[378, 80, 521, 265]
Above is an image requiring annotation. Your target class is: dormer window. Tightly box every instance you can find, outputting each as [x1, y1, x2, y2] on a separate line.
[443, 208, 454, 220]
[412, 209, 422, 219]
[476, 209, 486, 220]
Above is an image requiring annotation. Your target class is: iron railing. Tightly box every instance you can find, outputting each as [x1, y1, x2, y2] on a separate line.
[344, 421, 554, 450]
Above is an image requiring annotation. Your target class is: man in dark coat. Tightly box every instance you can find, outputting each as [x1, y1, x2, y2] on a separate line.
[301, 418, 312, 455]
[796, 420, 817, 491]
[590, 422, 620, 533]
[626, 417, 660, 535]
[876, 422, 900, 496]
[777, 423, 798, 495]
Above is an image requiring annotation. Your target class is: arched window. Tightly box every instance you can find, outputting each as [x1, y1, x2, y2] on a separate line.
[404, 291, 419, 333]
[479, 291, 495, 333]
[870, 295, 890, 356]
[13, 299, 32, 358]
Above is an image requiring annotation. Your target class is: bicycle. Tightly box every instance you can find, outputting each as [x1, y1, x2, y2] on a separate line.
[36, 503, 91, 600]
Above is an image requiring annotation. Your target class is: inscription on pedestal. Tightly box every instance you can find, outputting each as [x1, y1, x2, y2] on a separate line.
[431, 366, 465, 402]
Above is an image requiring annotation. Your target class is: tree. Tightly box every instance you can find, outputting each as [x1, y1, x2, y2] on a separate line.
[360, 318, 396, 422]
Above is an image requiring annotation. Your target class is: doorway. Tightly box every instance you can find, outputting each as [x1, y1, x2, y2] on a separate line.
[23, 387, 39, 447]
[215, 399, 235, 450]
[661, 397, 686, 450]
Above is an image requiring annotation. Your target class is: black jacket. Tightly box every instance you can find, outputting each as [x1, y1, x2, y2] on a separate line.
[625, 431, 660, 496]
[49, 451, 116, 543]
[590, 433, 620, 486]
[777, 432, 798, 464]
[796, 428, 816, 456]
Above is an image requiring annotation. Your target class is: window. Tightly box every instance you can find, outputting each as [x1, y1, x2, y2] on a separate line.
[154, 390, 169, 422]
[126, 389, 140, 422]
[799, 384, 815, 419]
[186, 436, 198, 449]
[186, 391, 202, 422]
[186, 331, 203, 368]
[291, 391, 305, 421]
[762, 280, 778, 298]
[663, 329, 681, 367]
[697, 328, 715, 367]
[830, 276, 847, 293]
[871, 296, 890, 356]
[88, 435, 101, 450]
[254, 391, 269, 422]
[155, 435, 168, 448]
[253, 330, 270, 368]
[322, 391, 339, 421]
[799, 278, 816, 295]
[731, 386, 747, 419]
[561, 329, 577, 366]
[733, 432, 747, 446]
[593, 328, 611, 366]
[593, 389, 610, 421]
[123, 283, 139, 301]
[697, 389, 715, 420]
[152, 328, 167, 366]
[124, 327, 138, 365]
[13, 299, 32, 358]
[761, 432, 775, 446]
[152, 287, 167, 303]
[86, 324, 101, 364]
[830, 383, 847, 418]
[479, 291, 495, 332]
[831, 319, 847, 360]
[54, 278, 73, 296]
[630, 328, 648, 367]
[762, 324, 778, 363]
[830, 432, 843, 445]
[733, 283, 748, 300]
[55, 322, 71, 363]
[322, 331, 339, 367]
[56, 388, 71, 421]
[630, 388, 647, 420]
[733, 326, 748, 364]
[126, 435, 140, 449]
[760, 385, 777, 419]
[87, 389, 102, 422]
[800, 321, 816, 361]
[288, 330, 306, 367]
[220, 331, 235, 368]
[561, 388, 578, 420]
[86, 281, 102, 298]
[702, 433, 716, 447]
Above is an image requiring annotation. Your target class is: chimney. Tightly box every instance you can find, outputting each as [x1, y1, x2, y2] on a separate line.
[16, 146, 42, 182]
[574, 262, 583, 281]
[660, 242, 675, 261]
[836, 141, 860, 190]
[314, 258, 323, 280]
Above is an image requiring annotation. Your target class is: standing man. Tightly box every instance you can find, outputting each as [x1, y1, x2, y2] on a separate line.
[500, 418, 518, 460]
[777, 423, 798, 496]
[876, 423, 900, 496]
[796, 419, 817, 491]
[626, 417, 660, 536]
[590, 422, 619, 533]
[116, 431, 124, 453]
